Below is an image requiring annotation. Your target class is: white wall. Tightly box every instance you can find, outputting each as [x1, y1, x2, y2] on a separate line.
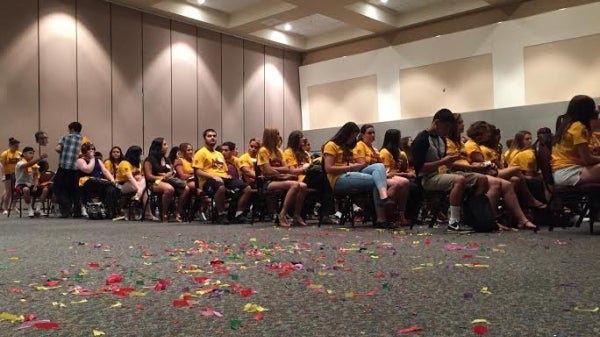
[299, 2, 600, 130]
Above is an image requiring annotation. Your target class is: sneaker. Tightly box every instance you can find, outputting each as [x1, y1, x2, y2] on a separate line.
[81, 206, 88, 218]
[216, 213, 229, 225]
[28, 207, 35, 218]
[446, 221, 474, 233]
[233, 214, 250, 224]
[2, 210, 7, 215]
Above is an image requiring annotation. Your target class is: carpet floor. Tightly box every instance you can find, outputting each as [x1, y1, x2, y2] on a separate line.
[1, 216, 599, 337]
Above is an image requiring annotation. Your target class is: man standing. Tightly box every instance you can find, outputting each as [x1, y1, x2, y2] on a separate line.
[193, 129, 251, 224]
[411, 109, 488, 233]
[54, 122, 83, 218]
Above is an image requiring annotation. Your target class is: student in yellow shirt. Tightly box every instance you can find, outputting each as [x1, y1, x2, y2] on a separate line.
[238, 138, 260, 187]
[173, 143, 195, 191]
[104, 146, 123, 179]
[452, 117, 537, 229]
[193, 129, 251, 224]
[283, 130, 336, 224]
[507, 131, 537, 176]
[322, 122, 395, 229]
[258, 128, 308, 227]
[1, 137, 21, 214]
[552, 95, 600, 185]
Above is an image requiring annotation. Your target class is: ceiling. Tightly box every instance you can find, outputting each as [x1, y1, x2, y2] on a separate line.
[106, 0, 531, 51]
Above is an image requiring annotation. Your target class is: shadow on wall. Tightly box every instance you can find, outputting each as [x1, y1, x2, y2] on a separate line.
[302, 99, 589, 150]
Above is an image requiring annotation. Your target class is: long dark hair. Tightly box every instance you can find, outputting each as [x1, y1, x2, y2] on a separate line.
[329, 122, 360, 163]
[124, 145, 143, 167]
[448, 113, 462, 144]
[262, 128, 282, 162]
[554, 95, 597, 144]
[510, 130, 532, 151]
[381, 129, 401, 164]
[358, 124, 374, 142]
[148, 137, 166, 160]
[399, 136, 412, 165]
[287, 130, 308, 164]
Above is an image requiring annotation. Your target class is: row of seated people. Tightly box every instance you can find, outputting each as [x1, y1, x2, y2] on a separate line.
[3, 94, 599, 231]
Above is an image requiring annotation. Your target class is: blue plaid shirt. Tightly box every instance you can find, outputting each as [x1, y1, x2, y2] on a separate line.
[58, 133, 82, 170]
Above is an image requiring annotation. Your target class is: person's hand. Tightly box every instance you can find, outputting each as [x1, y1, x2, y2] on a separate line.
[443, 154, 461, 164]
[213, 176, 224, 183]
[40, 153, 48, 160]
[353, 163, 368, 171]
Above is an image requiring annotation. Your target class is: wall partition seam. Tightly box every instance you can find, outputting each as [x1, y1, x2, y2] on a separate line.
[140, 12, 144, 150]
[195, 26, 199, 148]
[75, 0, 79, 121]
[169, 20, 173, 146]
[109, 3, 113, 147]
[37, 0, 41, 133]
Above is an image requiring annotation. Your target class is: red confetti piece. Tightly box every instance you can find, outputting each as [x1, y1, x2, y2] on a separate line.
[375, 271, 385, 278]
[278, 271, 291, 277]
[253, 312, 264, 321]
[397, 325, 422, 334]
[173, 300, 190, 307]
[210, 260, 224, 266]
[135, 304, 145, 310]
[113, 287, 135, 297]
[240, 288, 252, 297]
[473, 325, 488, 335]
[88, 262, 100, 268]
[33, 321, 60, 330]
[154, 279, 171, 291]
[105, 273, 123, 285]
[24, 314, 37, 321]
[424, 238, 432, 245]
[9, 288, 23, 293]
[44, 280, 61, 287]
[193, 276, 208, 283]
[463, 254, 473, 259]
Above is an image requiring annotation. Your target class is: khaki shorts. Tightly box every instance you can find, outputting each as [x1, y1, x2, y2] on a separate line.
[553, 165, 583, 186]
[421, 172, 482, 192]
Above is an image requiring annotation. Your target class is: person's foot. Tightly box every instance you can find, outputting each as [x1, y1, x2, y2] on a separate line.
[320, 216, 339, 225]
[2, 210, 8, 215]
[528, 201, 547, 209]
[28, 207, 35, 218]
[145, 214, 160, 221]
[293, 215, 308, 226]
[497, 222, 518, 232]
[233, 213, 249, 224]
[278, 214, 291, 227]
[216, 213, 229, 224]
[446, 221, 474, 233]
[518, 219, 538, 230]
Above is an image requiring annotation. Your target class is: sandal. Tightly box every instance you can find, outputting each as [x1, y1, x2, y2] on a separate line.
[497, 222, 518, 232]
[518, 219, 538, 231]
[175, 215, 183, 223]
[293, 216, 308, 226]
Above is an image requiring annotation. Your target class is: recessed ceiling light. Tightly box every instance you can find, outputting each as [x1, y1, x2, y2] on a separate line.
[380, 0, 389, 4]
[195, 0, 205, 5]
[497, 21, 503, 24]
[284, 23, 292, 31]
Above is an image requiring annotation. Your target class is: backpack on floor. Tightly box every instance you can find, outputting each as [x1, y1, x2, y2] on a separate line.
[463, 194, 497, 232]
[85, 201, 106, 220]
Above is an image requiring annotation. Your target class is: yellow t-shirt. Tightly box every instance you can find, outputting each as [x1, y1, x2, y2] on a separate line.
[464, 139, 482, 161]
[104, 159, 117, 177]
[509, 148, 537, 173]
[180, 157, 194, 176]
[323, 141, 357, 188]
[504, 148, 517, 166]
[379, 148, 399, 175]
[192, 147, 227, 187]
[257, 147, 285, 176]
[237, 152, 256, 184]
[282, 148, 307, 182]
[115, 160, 141, 184]
[589, 131, 600, 154]
[552, 121, 589, 170]
[445, 138, 470, 167]
[353, 141, 378, 164]
[1, 150, 22, 174]
[480, 145, 499, 162]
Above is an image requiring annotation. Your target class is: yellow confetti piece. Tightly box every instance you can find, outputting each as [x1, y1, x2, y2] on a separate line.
[339, 227, 350, 231]
[412, 241, 420, 244]
[370, 255, 379, 259]
[471, 319, 490, 324]
[71, 299, 88, 304]
[0, 312, 24, 323]
[574, 306, 599, 312]
[52, 302, 67, 308]
[9, 257, 19, 261]
[110, 302, 122, 308]
[243, 303, 268, 312]
[344, 292, 355, 299]
[480, 287, 492, 295]
[93, 329, 106, 336]
[308, 284, 323, 289]
[249, 238, 257, 242]
[326, 289, 334, 294]
[35, 285, 62, 291]
[129, 291, 147, 297]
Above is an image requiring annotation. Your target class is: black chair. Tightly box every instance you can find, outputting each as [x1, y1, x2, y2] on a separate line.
[536, 144, 600, 233]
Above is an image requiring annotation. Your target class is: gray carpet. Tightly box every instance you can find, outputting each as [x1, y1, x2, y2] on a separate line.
[1, 216, 599, 337]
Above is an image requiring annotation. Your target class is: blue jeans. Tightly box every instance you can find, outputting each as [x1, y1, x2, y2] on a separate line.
[333, 163, 387, 206]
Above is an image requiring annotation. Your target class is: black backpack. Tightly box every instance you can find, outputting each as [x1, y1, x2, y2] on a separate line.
[463, 194, 497, 232]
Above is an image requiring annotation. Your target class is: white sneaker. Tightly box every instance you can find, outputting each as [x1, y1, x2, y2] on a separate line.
[81, 206, 88, 218]
[2, 210, 8, 215]
[28, 207, 35, 218]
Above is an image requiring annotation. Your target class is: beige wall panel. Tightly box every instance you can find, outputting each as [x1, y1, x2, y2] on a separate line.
[142, 14, 172, 151]
[264, 46, 284, 134]
[243, 41, 265, 151]
[0, 0, 38, 151]
[171, 21, 197, 148]
[111, 5, 143, 150]
[39, 0, 77, 169]
[221, 35, 244, 148]
[284, 51, 302, 138]
[399, 54, 494, 118]
[308, 75, 376, 131]
[77, 0, 111, 155]
[525, 34, 600, 105]
[197, 29, 221, 147]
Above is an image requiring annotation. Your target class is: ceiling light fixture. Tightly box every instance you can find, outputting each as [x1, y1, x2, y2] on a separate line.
[380, 0, 389, 4]
[284, 23, 292, 31]
[195, 0, 205, 5]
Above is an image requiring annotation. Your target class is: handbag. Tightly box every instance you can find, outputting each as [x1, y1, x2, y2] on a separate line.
[163, 176, 187, 189]
[269, 173, 298, 181]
